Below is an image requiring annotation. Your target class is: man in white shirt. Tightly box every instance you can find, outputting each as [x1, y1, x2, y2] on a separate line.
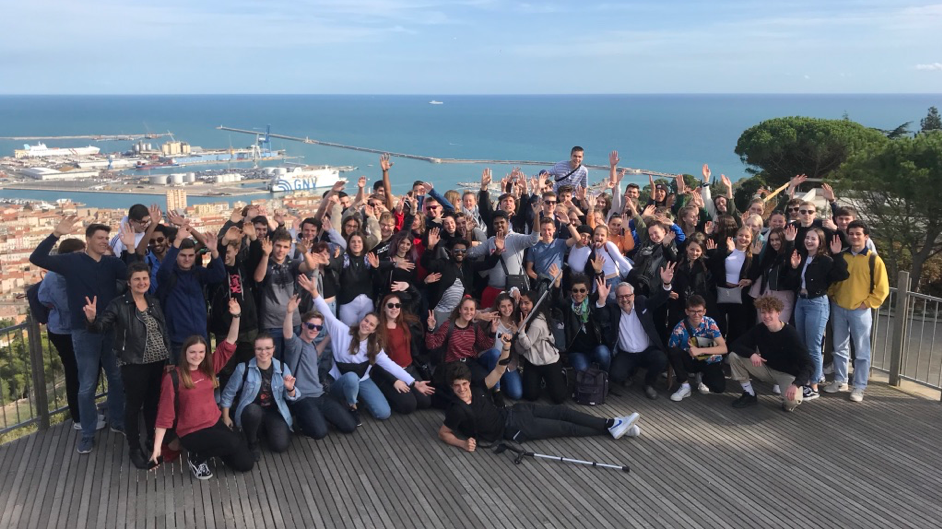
[110, 203, 152, 255]
[550, 146, 588, 192]
[593, 263, 675, 399]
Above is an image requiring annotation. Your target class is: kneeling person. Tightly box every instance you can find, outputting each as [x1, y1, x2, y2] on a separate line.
[729, 295, 812, 412]
[667, 295, 728, 402]
[438, 334, 641, 452]
[221, 333, 300, 461]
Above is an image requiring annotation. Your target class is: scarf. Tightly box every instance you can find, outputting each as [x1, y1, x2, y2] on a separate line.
[571, 298, 590, 324]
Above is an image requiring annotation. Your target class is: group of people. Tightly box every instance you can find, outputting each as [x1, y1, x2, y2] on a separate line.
[30, 147, 889, 480]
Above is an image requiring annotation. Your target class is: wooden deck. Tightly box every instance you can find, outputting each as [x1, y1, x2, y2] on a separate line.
[2, 380, 941, 529]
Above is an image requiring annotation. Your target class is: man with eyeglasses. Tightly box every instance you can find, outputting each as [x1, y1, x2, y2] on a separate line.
[594, 263, 675, 399]
[282, 297, 357, 439]
[110, 203, 152, 255]
[666, 295, 728, 401]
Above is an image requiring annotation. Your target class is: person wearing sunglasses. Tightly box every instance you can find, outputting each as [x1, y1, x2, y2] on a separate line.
[375, 294, 435, 414]
[422, 236, 502, 330]
[110, 203, 152, 256]
[555, 273, 610, 373]
[789, 201, 845, 255]
[278, 295, 357, 440]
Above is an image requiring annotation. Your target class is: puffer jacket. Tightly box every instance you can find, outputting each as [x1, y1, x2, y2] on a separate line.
[88, 291, 171, 365]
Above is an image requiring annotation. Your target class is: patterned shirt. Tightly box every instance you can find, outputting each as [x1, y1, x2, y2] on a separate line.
[140, 309, 170, 365]
[668, 316, 722, 351]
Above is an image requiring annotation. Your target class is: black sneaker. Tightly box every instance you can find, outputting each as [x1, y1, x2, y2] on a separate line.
[248, 443, 261, 462]
[129, 447, 151, 470]
[188, 456, 213, 480]
[351, 408, 362, 427]
[732, 392, 758, 408]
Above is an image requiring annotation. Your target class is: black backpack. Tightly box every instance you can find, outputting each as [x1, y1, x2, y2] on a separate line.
[26, 281, 50, 325]
[573, 367, 608, 406]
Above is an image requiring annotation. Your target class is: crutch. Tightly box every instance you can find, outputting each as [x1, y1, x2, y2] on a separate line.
[494, 443, 631, 473]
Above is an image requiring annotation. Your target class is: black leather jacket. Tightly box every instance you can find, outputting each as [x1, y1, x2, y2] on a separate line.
[88, 291, 171, 365]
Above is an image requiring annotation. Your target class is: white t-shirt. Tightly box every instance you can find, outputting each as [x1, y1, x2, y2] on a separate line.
[724, 249, 746, 285]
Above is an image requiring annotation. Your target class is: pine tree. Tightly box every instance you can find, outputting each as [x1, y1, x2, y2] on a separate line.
[921, 106, 941, 133]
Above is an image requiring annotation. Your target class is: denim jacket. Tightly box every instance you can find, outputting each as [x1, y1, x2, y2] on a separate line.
[220, 358, 299, 430]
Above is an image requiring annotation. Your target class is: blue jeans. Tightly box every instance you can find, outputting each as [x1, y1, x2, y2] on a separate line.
[330, 372, 391, 420]
[568, 345, 613, 373]
[268, 326, 300, 363]
[831, 303, 873, 389]
[794, 296, 829, 385]
[477, 347, 523, 400]
[71, 328, 124, 438]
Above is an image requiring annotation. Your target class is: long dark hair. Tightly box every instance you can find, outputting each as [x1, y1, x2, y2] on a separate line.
[388, 230, 418, 262]
[377, 293, 419, 348]
[348, 313, 383, 364]
[518, 290, 552, 332]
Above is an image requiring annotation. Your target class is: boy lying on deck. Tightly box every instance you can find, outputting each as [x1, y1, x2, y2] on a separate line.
[437, 333, 641, 452]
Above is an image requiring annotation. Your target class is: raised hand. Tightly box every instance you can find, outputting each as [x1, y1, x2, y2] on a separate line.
[366, 252, 379, 268]
[721, 174, 732, 192]
[298, 273, 319, 297]
[391, 281, 409, 292]
[549, 262, 561, 280]
[274, 209, 286, 226]
[704, 220, 714, 235]
[331, 180, 346, 194]
[424, 272, 442, 284]
[790, 249, 801, 269]
[242, 221, 257, 241]
[494, 232, 506, 253]
[661, 229, 676, 247]
[659, 261, 676, 285]
[53, 215, 79, 237]
[596, 277, 610, 301]
[641, 205, 656, 218]
[752, 237, 764, 254]
[222, 226, 242, 245]
[784, 223, 798, 242]
[229, 206, 244, 223]
[358, 176, 367, 189]
[119, 221, 135, 249]
[481, 168, 492, 190]
[609, 150, 620, 168]
[702, 163, 711, 183]
[296, 237, 311, 256]
[790, 174, 808, 188]
[822, 218, 838, 231]
[148, 203, 163, 225]
[167, 209, 186, 227]
[427, 227, 440, 249]
[260, 237, 273, 255]
[591, 254, 606, 272]
[586, 194, 597, 210]
[380, 153, 393, 172]
[228, 298, 241, 315]
[726, 237, 735, 252]
[705, 238, 717, 251]
[395, 258, 415, 271]
[283, 374, 296, 393]
[427, 310, 436, 329]
[829, 234, 843, 255]
[821, 183, 836, 202]
[286, 294, 300, 314]
[83, 295, 97, 322]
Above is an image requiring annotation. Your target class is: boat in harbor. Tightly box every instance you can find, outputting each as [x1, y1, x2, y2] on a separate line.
[14, 143, 101, 159]
[265, 165, 342, 194]
[429, 100, 444, 105]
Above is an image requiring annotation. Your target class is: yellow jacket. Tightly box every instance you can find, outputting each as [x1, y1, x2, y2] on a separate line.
[828, 249, 889, 310]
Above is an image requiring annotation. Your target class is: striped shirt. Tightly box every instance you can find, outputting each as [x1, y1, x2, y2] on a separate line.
[549, 160, 588, 191]
[425, 321, 496, 363]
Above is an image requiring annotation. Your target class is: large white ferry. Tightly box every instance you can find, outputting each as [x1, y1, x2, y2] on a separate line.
[265, 165, 342, 194]
[14, 143, 101, 159]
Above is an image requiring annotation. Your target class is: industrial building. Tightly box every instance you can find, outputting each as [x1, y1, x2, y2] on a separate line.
[20, 167, 100, 180]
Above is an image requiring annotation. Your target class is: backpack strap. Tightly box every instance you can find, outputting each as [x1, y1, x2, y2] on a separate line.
[868, 252, 876, 295]
[169, 369, 180, 429]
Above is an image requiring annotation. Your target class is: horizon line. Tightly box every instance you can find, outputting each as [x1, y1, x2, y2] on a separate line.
[1, 92, 940, 97]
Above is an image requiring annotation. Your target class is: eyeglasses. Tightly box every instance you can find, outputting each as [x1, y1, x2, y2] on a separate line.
[426, 205, 441, 211]
[149, 237, 166, 244]
[386, 302, 402, 309]
[617, 294, 634, 300]
[544, 201, 557, 205]
[304, 322, 323, 331]
[571, 288, 587, 294]
[788, 207, 800, 212]
[799, 209, 815, 215]
[452, 248, 467, 254]
[687, 309, 706, 315]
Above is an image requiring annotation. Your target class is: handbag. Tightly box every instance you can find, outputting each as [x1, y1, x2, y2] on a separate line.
[499, 253, 530, 292]
[716, 286, 742, 305]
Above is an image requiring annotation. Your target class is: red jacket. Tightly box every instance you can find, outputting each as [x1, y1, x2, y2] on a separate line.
[155, 340, 236, 438]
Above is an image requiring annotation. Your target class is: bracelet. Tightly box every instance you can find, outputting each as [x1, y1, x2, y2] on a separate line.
[232, 313, 241, 318]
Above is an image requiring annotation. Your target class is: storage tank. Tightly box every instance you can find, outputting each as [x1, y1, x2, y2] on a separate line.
[263, 167, 276, 175]
[170, 173, 185, 185]
[149, 175, 168, 185]
[184, 172, 196, 183]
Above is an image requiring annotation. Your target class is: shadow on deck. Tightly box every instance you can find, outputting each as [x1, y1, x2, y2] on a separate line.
[2, 380, 941, 529]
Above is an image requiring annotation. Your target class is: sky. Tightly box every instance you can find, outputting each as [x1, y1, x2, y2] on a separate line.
[1, 0, 941, 94]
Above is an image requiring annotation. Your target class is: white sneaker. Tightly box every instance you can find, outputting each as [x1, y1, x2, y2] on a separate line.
[823, 363, 833, 375]
[72, 415, 107, 431]
[609, 412, 640, 439]
[772, 384, 781, 395]
[695, 374, 709, 394]
[824, 381, 849, 394]
[625, 425, 641, 438]
[670, 384, 692, 402]
[849, 388, 865, 402]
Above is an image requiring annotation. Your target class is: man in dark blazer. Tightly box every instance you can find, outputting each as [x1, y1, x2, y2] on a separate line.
[594, 263, 676, 399]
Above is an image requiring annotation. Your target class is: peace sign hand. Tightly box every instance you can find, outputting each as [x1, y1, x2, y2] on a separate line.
[83, 296, 97, 322]
[659, 261, 676, 285]
[427, 310, 436, 329]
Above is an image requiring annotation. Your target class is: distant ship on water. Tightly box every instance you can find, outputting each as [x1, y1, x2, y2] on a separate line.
[14, 143, 101, 158]
[265, 165, 342, 194]
[429, 100, 444, 105]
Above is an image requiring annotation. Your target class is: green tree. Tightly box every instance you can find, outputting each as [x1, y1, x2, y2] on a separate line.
[834, 131, 942, 290]
[735, 117, 887, 187]
[921, 106, 941, 133]
[872, 121, 912, 139]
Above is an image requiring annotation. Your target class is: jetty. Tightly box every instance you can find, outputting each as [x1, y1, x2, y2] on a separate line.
[216, 126, 677, 177]
[0, 133, 172, 141]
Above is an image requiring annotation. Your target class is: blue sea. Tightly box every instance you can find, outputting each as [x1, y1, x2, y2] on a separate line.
[1, 94, 938, 209]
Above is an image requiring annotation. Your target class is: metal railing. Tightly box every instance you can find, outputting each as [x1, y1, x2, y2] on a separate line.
[871, 271, 942, 397]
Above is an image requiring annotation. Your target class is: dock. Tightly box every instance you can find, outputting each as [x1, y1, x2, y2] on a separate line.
[2, 378, 940, 528]
[216, 126, 678, 177]
[0, 133, 172, 142]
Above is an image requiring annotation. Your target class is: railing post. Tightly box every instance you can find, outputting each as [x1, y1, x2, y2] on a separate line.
[888, 271, 910, 387]
[26, 315, 50, 431]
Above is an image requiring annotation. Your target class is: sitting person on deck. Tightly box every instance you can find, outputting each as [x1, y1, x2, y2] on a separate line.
[666, 295, 728, 402]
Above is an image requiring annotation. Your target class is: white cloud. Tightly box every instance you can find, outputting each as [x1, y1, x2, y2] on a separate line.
[915, 63, 942, 71]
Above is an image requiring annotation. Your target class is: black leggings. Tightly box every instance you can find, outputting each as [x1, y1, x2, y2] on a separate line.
[240, 403, 291, 453]
[714, 298, 756, 344]
[374, 369, 433, 415]
[48, 331, 80, 423]
[503, 404, 608, 442]
[666, 347, 727, 393]
[521, 359, 568, 404]
[180, 419, 254, 472]
[121, 361, 165, 450]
